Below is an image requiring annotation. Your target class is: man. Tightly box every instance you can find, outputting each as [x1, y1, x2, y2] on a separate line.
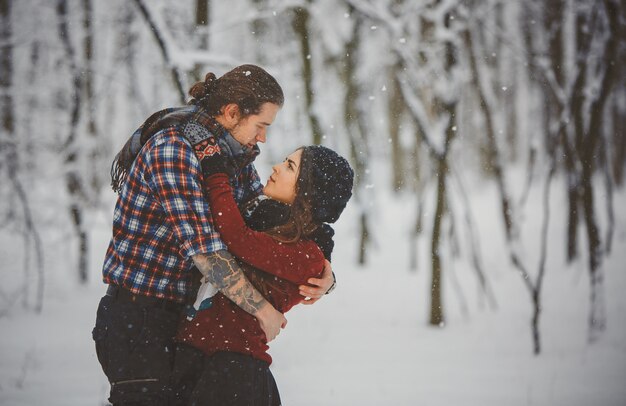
[93, 65, 334, 405]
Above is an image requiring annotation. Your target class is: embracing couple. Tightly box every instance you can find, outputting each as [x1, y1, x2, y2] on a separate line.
[92, 64, 354, 405]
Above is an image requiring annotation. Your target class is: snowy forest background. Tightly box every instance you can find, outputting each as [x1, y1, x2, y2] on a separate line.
[1, 0, 625, 405]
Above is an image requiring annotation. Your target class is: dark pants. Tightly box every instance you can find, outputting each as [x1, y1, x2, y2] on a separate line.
[92, 288, 183, 405]
[171, 344, 282, 406]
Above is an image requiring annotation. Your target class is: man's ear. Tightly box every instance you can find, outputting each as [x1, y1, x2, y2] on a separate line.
[221, 103, 241, 126]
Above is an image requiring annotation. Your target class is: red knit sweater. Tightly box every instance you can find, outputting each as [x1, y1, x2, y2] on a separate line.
[175, 173, 325, 364]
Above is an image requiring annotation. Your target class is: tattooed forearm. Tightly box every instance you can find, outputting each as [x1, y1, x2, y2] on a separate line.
[192, 250, 267, 316]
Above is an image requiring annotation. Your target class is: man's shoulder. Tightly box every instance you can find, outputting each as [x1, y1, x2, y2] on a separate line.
[138, 130, 198, 177]
[144, 127, 193, 153]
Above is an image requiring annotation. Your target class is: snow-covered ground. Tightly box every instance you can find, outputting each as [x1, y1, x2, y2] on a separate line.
[1, 174, 625, 405]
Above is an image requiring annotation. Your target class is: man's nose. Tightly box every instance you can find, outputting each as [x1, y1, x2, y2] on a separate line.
[256, 129, 267, 143]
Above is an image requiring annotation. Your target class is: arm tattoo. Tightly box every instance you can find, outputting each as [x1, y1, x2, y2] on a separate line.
[192, 250, 267, 316]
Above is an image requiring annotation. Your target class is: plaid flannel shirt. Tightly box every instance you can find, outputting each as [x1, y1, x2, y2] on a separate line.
[102, 107, 263, 302]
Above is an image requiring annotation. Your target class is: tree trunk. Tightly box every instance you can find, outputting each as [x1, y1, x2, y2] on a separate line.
[429, 10, 458, 325]
[358, 213, 370, 266]
[58, 0, 89, 283]
[133, 0, 186, 104]
[429, 155, 447, 326]
[341, 8, 371, 265]
[0, 0, 16, 239]
[531, 289, 541, 354]
[544, 0, 581, 264]
[467, 19, 549, 352]
[611, 100, 625, 186]
[388, 63, 405, 192]
[1, 0, 45, 311]
[250, 0, 269, 65]
[191, 0, 210, 83]
[571, 0, 620, 342]
[565, 181, 580, 262]
[532, 161, 557, 354]
[292, 5, 323, 144]
[580, 169, 606, 341]
[82, 0, 102, 196]
[0, 0, 14, 140]
[196, 0, 209, 31]
[464, 28, 514, 241]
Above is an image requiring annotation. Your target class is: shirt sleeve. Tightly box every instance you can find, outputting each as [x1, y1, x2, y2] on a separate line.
[205, 173, 325, 285]
[143, 133, 227, 258]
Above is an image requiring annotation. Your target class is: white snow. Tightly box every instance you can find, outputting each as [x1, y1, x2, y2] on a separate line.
[1, 172, 625, 406]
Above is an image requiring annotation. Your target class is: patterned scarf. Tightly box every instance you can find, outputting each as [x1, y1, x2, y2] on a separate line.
[110, 106, 259, 193]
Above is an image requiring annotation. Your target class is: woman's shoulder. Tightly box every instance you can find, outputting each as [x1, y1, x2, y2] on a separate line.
[243, 196, 291, 232]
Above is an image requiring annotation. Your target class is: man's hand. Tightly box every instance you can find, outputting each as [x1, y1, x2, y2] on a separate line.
[299, 260, 335, 305]
[256, 302, 287, 342]
[192, 251, 285, 341]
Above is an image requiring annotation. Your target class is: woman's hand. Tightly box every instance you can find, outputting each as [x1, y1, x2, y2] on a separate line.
[299, 260, 335, 305]
[192, 136, 232, 177]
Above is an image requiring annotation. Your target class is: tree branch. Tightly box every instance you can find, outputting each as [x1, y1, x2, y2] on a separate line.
[132, 0, 186, 104]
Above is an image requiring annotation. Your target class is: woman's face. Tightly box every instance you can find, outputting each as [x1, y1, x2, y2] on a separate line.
[264, 149, 303, 204]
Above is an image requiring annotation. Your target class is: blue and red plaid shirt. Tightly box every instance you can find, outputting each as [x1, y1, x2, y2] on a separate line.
[102, 106, 263, 302]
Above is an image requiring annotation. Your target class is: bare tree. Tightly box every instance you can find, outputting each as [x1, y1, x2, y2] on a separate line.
[0, 0, 14, 204]
[1, 0, 44, 312]
[388, 61, 407, 193]
[425, 9, 461, 327]
[190, 0, 210, 83]
[82, 0, 105, 197]
[517, 0, 622, 345]
[292, 3, 324, 145]
[132, 0, 186, 104]
[340, 6, 374, 265]
[345, 0, 468, 325]
[570, 0, 620, 341]
[57, 0, 91, 283]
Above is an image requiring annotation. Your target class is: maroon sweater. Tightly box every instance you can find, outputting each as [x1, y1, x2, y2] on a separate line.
[175, 173, 325, 364]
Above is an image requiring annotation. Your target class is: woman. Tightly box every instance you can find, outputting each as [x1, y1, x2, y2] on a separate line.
[171, 144, 354, 405]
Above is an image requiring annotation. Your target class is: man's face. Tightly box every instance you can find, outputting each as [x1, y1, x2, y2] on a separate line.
[230, 102, 280, 148]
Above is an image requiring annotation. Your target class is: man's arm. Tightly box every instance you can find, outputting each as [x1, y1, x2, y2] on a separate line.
[192, 250, 287, 341]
